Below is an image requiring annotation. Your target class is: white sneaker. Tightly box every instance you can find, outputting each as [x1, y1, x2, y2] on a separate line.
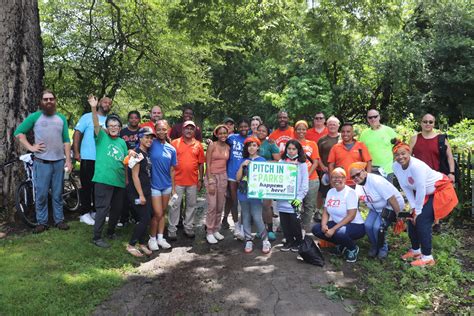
[262, 240, 271, 254]
[244, 241, 253, 253]
[79, 213, 95, 225]
[148, 238, 159, 251]
[90, 212, 96, 220]
[157, 239, 171, 249]
[234, 222, 245, 240]
[206, 234, 218, 244]
[213, 232, 225, 241]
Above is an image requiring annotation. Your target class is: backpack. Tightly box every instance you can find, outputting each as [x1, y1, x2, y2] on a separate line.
[438, 134, 460, 184]
[298, 236, 325, 267]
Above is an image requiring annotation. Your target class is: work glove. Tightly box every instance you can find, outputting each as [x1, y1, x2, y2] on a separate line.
[290, 199, 302, 215]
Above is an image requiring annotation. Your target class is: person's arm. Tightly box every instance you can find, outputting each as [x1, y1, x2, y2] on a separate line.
[321, 207, 329, 232]
[328, 162, 335, 176]
[296, 163, 309, 201]
[73, 130, 83, 162]
[88, 95, 100, 136]
[387, 195, 402, 214]
[14, 112, 45, 153]
[64, 142, 72, 172]
[366, 160, 372, 173]
[205, 143, 215, 179]
[16, 134, 45, 153]
[131, 163, 146, 205]
[445, 139, 456, 182]
[409, 134, 417, 152]
[170, 166, 176, 195]
[271, 152, 281, 161]
[327, 209, 357, 234]
[198, 162, 204, 191]
[236, 160, 250, 181]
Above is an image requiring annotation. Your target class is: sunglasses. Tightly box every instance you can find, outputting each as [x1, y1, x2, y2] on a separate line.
[350, 171, 363, 179]
[422, 120, 434, 124]
[367, 115, 379, 119]
[42, 97, 55, 102]
[314, 117, 325, 120]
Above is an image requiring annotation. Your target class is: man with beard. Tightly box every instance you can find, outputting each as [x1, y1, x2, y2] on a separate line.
[327, 122, 372, 188]
[14, 90, 72, 233]
[140, 105, 163, 132]
[269, 110, 294, 154]
[170, 107, 203, 141]
[73, 96, 112, 225]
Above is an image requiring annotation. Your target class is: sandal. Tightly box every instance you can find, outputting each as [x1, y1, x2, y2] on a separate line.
[138, 244, 152, 256]
[126, 245, 144, 257]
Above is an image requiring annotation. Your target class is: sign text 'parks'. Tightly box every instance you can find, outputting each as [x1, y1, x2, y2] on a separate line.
[247, 161, 298, 200]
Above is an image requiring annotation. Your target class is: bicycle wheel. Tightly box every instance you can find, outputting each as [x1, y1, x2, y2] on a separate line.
[15, 181, 37, 227]
[63, 178, 80, 211]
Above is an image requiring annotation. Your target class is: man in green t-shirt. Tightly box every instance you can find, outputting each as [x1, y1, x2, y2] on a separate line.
[359, 109, 398, 183]
[88, 95, 128, 248]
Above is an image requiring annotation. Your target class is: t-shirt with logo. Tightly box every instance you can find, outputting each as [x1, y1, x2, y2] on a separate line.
[354, 173, 404, 213]
[299, 139, 321, 181]
[359, 125, 397, 174]
[171, 137, 205, 186]
[92, 129, 128, 188]
[150, 140, 177, 190]
[325, 186, 364, 224]
[327, 141, 371, 186]
[269, 127, 295, 154]
[14, 111, 70, 161]
[226, 133, 247, 180]
[120, 127, 140, 150]
[74, 112, 107, 160]
[237, 156, 266, 202]
[127, 148, 152, 198]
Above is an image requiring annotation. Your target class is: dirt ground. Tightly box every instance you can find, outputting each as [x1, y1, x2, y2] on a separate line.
[93, 198, 356, 315]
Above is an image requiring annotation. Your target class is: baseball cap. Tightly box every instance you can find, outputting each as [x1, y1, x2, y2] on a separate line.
[138, 126, 155, 138]
[223, 117, 235, 124]
[183, 120, 196, 128]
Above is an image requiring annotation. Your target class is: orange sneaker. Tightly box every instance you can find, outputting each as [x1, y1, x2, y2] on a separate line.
[411, 258, 436, 267]
[401, 249, 422, 261]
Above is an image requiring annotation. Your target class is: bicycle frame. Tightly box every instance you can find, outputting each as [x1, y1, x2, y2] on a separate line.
[19, 153, 35, 202]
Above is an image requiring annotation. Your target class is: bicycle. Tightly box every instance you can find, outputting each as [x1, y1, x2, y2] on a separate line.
[14, 153, 80, 227]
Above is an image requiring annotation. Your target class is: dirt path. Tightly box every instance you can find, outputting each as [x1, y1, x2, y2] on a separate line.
[94, 198, 356, 315]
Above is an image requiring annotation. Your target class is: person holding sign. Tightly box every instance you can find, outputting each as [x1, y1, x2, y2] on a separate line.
[236, 137, 271, 254]
[277, 140, 309, 253]
[294, 120, 321, 233]
[312, 168, 365, 263]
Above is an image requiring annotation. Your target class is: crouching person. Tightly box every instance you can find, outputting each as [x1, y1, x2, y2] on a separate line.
[312, 168, 365, 263]
[88, 95, 128, 248]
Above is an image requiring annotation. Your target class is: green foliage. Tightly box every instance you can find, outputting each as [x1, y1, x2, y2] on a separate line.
[446, 119, 474, 152]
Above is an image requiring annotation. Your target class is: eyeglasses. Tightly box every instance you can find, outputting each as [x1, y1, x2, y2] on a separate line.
[367, 115, 379, 120]
[108, 125, 121, 129]
[314, 117, 325, 120]
[422, 120, 434, 124]
[42, 98, 55, 102]
[351, 171, 363, 179]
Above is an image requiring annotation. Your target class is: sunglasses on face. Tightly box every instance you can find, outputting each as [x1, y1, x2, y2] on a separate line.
[42, 98, 55, 102]
[422, 120, 434, 124]
[367, 115, 379, 119]
[351, 171, 363, 179]
[314, 117, 325, 120]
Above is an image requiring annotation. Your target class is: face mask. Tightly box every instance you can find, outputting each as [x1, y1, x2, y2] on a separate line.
[287, 153, 298, 160]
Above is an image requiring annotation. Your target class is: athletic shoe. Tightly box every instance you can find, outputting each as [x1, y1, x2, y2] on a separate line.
[345, 246, 360, 263]
[411, 257, 436, 267]
[233, 223, 245, 240]
[184, 229, 195, 238]
[401, 249, 422, 261]
[377, 248, 388, 259]
[268, 231, 277, 241]
[213, 232, 225, 241]
[168, 231, 178, 241]
[290, 243, 300, 253]
[206, 234, 218, 244]
[262, 240, 271, 254]
[148, 238, 159, 251]
[80, 213, 95, 225]
[55, 221, 70, 230]
[157, 239, 171, 249]
[281, 242, 292, 252]
[244, 241, 253, 253]
[33, 224, 47, 234]
[368, 247, 378, 258]
[93, 239, 110, 248]
[117, 222, 124, 228]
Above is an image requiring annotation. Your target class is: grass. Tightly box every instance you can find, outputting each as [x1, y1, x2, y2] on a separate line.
[320, 224, 473, 314]
[0, 222, 138, 315]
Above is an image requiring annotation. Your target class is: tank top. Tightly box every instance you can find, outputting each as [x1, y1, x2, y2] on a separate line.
[412, 133, 439, 171]
[209, 144, 229, 174]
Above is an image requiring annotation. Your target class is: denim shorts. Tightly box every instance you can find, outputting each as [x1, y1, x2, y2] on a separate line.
[151, 187, 172, 197]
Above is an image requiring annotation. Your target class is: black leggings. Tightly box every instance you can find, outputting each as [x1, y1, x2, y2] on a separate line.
[129, 195, 152, 246]
[279, 212, 303, 245]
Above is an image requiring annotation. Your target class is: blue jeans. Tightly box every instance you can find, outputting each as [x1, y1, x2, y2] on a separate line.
[312, 221, 365, 251]
[34, 159, 65, 225]
[240, 200, 267, 241]
[408, 195, 434, 256]
[365, 209, 388, 252]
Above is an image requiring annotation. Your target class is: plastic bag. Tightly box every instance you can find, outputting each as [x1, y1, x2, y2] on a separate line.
[298, 236, 325, 267]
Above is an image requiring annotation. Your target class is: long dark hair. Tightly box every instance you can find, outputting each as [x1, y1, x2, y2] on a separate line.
[282, 140, 306, 163]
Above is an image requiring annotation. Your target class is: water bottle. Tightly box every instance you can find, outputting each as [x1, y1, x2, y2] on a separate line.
[168, 193, 179, 208]
[64, 166, 70, 180]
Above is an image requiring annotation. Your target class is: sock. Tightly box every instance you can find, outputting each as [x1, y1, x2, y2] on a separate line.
[157, 234, 164, 241]
[422, 255, 433, 260]
[412, 248, 421, 254]
[149, 236, 156, 241]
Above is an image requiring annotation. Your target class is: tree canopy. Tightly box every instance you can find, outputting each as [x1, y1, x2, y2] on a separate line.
[40, 0, 473, 128]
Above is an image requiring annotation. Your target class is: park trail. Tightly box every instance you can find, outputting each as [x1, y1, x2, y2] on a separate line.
[94, 198, 356, 315]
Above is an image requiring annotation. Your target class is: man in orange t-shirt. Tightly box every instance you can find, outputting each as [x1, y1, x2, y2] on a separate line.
[269, 110, 294, 153]
[306, 112, 328, 144]
[169, 120, 205, 239]
[328, 122, 372, 187]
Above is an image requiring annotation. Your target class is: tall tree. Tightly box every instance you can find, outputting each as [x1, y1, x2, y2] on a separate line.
[0, 0, 43, 214]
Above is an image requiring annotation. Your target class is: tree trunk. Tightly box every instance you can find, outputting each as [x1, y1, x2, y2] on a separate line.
[0, 0, 43, 218]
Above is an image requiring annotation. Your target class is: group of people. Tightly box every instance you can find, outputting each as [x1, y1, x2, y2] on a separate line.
[14, 90, 458, 266]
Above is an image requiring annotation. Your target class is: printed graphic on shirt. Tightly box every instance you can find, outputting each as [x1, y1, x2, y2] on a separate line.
[231, 139, 244, 159]
[107, 144, 125, 161]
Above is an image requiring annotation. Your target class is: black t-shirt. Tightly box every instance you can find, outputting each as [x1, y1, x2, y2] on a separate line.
[120, 127, 140, 149]
[127, 148, 152, 198]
